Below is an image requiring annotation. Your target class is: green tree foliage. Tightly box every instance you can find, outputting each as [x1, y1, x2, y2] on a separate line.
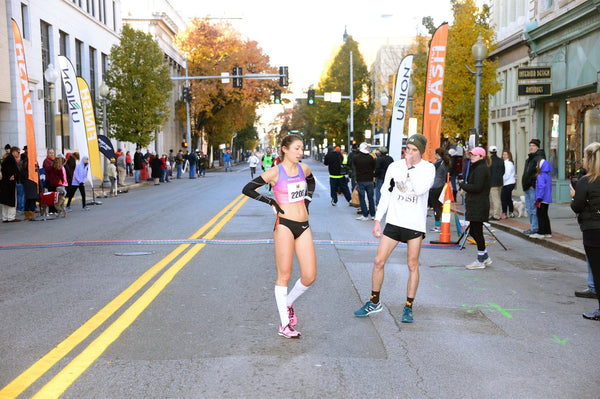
[443, 0, 500, 143]
[104, 25, 173, 147]
[302, 36, 372, 147]
[176, 19, 277, 153]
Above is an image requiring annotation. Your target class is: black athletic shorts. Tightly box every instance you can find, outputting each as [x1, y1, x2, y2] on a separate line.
[383, 223, 424, 243]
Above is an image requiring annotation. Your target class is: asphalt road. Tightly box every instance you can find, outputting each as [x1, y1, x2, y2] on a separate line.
[0, 158, 598, 398]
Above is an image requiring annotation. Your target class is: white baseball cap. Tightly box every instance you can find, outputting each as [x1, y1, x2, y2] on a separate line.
[359, 142, 370, 154]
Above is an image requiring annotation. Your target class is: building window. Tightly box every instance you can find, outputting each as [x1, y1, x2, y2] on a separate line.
[20, 3, 29, 39]
[41, 21, 55, 149]
[113, 1, 117, 31]
[59, 30, 68, 56]
[75, 39, 83, 76]
[566, 93, 600, 179]
[102, 0, 107, 24]
[89, 46, 97, 102]
[543, 101, 560, 179]
[101, 53, 108, 81]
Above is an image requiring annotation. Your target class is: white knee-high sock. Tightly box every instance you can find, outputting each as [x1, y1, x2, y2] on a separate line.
[274, 285, 289, 326]
[287, 279, 309, 306]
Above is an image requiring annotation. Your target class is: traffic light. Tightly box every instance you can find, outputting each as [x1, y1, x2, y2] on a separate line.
[273, 89, 281, 104]
[182, 141, 187, 148]
[182, 86, 192, 102]
[279, 66, 289, 87]
[307, 89, 315, 105]
[232, 66, 243, 88]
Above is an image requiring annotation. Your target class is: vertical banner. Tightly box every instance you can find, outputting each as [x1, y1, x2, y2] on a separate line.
[388, 54, 414, 162]
[11, 19, 38, 187]
[422, 23, 448, 162]
[58, 55, 92, 185]
[77, 77, 102, 181]
[97, 135, 116, 161]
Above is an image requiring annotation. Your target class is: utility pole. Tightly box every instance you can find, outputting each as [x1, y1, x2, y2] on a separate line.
[185, 56, 192, 153]
[349, 51, 354, 147]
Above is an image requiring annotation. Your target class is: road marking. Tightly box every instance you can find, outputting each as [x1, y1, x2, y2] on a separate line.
[0, 194, 246, 399]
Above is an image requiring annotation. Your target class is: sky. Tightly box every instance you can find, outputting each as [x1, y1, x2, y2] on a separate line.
[168, 0, 455, 94]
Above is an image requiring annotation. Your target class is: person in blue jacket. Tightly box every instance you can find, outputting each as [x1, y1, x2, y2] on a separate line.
[530, 159, 553, 238]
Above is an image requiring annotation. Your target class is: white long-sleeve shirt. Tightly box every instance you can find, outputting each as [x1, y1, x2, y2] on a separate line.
[375, 158, 435, 233]
[503, 159, 516, 185]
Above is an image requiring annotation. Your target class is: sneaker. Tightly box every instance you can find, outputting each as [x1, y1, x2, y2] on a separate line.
[369, 215, 375, 220]
[429, 227, 441, 232]
[508, 213, 515, 218]
[466, 260, 485, 270]
[356, 215, 369, 221]
[354, 300, 383, 317]
[575, 289, 598, 299]
[582, 308, 600, 320]
[278, 323, 301, 338]
[523, 229, 537, 235]
[331, 200, 337, 206]
[401, 306, 413, 323]
[287, 306, 297, 327]
[544, 234, 552, 238]
[483, 257, 493, 266]
[82, 206, 91, 211]
[529, 233, 545, 239]
[66, 206, 72, 212]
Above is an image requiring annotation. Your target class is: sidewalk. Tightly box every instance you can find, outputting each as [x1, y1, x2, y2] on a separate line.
[456, 200, 585, 261]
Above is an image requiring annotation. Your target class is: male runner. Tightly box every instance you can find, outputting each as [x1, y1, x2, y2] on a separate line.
[262, 147, 274, 194]
[354, 134, 435, 323]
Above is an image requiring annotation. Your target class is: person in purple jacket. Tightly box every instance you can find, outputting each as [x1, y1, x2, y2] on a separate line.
[530, 159, 553, 239]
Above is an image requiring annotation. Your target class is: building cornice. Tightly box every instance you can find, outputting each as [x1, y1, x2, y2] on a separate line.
[525, 0, 600, 57]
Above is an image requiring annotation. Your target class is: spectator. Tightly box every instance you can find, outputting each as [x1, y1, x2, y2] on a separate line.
[116, 151, 127, 186]
[198, 152, 208, 177]
[429, 148, 450, 232]
[126, 151, 133, 176]
[459, 147, 492, 269]
[19, 152, 37, 220]
[107, 158, 117, 196]
[1, 146, 21, 222]
[530, 159, 553, 239]
[133, 148, 144, 183]
[223, 150, 232, 172]
[3, 143, 11, 160]
[570, 142, 600, 320]
[160, 154, 170, 182]
[374, 147, 394, 206]
[501, 150, 516, 218]
[67, 156, 90, 211]
[188, 150, 197, 178]
[353, 142, 376, 221]
[488, 146, 505, 220]
[448, 148, 458, 200]
[248, 151, 259, 179]
[324, 145, 352, 206]
[65, 152, 79, 211]
[175, 149, 184, 179]
[347, 144, 359, 192]
[150, 154, 162, 185]
[16, 147, 25, 213]
[42, 148, 55, 188]
[167, 150, 175, 177]
[522, 138, 546, 236]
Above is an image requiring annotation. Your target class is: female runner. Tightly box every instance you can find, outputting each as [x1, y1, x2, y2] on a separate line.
[242, 134, 316, 338]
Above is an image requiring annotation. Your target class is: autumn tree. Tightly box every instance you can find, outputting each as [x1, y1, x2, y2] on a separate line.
[104, 25, 173, 147]
[303, 36, 372, 147]
[176, 19, 278, 158]
[442, 0, 500, 143]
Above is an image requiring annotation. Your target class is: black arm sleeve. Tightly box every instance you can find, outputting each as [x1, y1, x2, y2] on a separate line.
[242, 176, 284, 214]
[306, 174, 315, 199]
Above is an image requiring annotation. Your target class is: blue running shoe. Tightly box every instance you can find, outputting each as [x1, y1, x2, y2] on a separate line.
[354, 300, 382, 317]
[401, 306, 413, 323]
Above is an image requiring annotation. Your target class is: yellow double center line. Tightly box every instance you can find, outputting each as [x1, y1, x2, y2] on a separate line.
[0, 194, 248, 399]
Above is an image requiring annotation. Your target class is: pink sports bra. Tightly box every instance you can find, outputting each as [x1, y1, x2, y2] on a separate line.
[273, 164, 307, 205]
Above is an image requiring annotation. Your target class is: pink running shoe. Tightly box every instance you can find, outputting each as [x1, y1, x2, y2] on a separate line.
[287, 305, 297, 326]
[278, 323, 301, 338]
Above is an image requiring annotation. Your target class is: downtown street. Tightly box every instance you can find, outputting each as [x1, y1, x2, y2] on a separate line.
[0, 158, 598, 399]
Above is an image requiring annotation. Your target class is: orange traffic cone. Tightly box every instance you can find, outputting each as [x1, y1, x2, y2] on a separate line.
[431, 174, 455, 245]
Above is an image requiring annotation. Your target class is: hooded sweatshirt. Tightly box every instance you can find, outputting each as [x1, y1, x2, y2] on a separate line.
[535, 159, 553, 204]
[72, 156, 89, 185]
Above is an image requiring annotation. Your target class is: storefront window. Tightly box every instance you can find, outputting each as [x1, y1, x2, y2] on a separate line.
[542, 101, 559, 179]
[566, 93, 600, 177]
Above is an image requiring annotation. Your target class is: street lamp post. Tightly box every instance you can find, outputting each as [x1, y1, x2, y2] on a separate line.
[380, 93, 389, 148]
[44, 64, 59, 151]
[99, 81, 110, 192]
[408, 79, 416, 118]
[472, 34, 488, 147]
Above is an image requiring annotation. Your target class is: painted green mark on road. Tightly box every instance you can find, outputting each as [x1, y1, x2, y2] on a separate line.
[434, 284, 441, 289]
[551, 335, 570, 346]
[462, 303, 525, 318]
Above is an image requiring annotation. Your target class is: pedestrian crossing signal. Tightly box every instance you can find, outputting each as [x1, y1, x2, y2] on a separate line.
[273, 89, 282, 104]
[279, 66, 289, 87]
[307, 89, 315, 105]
